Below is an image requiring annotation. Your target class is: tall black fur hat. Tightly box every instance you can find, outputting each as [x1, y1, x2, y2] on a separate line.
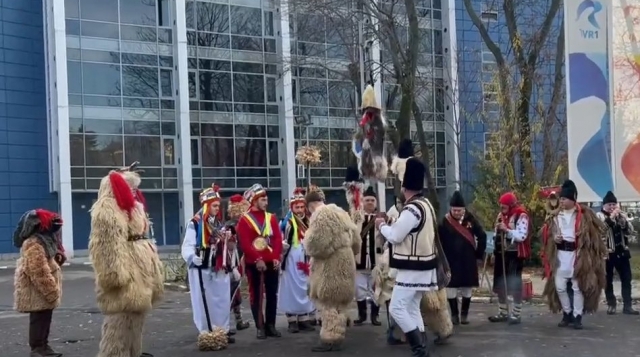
[402, 158, 425, 191]
[559, 179, 578, 202]
[602, 191, 617, 205]
[449, 190, 465, 208]
[364, 186, 377, 198]
[397, 139, 414, 159]
[344, 166, 362, 183]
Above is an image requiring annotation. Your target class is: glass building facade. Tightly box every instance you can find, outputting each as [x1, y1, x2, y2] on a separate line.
[43, 0, 459, 253]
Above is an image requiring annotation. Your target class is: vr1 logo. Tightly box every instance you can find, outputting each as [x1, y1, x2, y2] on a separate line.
[580, 29, 599, 39]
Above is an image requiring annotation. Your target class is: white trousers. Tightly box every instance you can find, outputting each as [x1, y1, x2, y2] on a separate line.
[555, 274, 584, 316]
[446, 287, 473, 299]
[389, 288, 424, 333]
[355, 271, 374, 301]
[187, 268, 231, 333]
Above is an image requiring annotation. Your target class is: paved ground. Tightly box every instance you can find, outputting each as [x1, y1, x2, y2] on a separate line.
[1, 266, 639, 357]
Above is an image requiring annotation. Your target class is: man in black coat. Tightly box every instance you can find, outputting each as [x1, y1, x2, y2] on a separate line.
[438, 191, 487, 325]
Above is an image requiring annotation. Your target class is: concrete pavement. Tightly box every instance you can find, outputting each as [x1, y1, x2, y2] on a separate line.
[0, 266, 639, 357]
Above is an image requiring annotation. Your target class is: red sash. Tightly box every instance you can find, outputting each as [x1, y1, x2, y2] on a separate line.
[445, 214, 476, 249]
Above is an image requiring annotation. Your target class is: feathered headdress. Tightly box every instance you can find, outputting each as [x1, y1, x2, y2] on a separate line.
[391, 139, 414, 184]
[227, 194, 249, 219]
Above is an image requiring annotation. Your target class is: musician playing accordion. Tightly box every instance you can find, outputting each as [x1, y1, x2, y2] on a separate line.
[598, 191, 639, 315]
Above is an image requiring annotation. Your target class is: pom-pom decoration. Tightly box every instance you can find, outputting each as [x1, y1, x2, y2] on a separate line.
[295, 145, 322, 166]
[197, 328, 228, 351]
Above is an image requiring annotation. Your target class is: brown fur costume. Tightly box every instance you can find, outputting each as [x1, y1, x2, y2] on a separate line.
[304, 204, 359, 345]
[15, 237, 62, 313]
[89, 170, 165, 357]
[541, 204, 608, 313]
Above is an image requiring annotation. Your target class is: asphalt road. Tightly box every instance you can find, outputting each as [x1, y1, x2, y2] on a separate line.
[0, 266, 638, 357]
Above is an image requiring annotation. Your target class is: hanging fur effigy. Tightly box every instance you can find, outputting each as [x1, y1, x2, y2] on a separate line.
[352, 85, 388, 182]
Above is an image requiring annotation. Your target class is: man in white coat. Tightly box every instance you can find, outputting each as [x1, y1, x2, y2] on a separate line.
[279, 187, 316, 333]
[181, 184, 235, 344]
[375, 158, 437, 357]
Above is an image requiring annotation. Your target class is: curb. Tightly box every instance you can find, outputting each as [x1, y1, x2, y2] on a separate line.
[164, 282, 189, 292]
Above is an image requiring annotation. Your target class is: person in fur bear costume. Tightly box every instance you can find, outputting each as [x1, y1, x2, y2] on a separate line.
[304, 190, 360, 352]
[541, 180, 607, 329]
[352, 85, 388, 182]
[14, 209, 64, 357]
[89, 169, 165, 357]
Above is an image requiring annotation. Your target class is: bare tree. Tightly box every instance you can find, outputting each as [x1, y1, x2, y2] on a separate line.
[285, 0, 444, 210]
[463, 0, 563, 182]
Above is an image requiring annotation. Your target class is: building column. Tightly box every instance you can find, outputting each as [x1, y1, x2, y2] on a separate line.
[173, 0, 194, 236]
[276, 1, 297, 212]
[441, 0, 460, 201]
[46, 0, 74, 256]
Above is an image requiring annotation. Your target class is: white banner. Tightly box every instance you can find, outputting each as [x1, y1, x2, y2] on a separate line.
[612, 1, 640, 201]
[565, 0, 614, 202]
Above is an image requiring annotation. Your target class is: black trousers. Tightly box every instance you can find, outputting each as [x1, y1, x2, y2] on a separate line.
[246, 262, 279, 328]
[29, 309, 53, 350]
[605, 254, 633, 307]
[492, 251, 524, 303]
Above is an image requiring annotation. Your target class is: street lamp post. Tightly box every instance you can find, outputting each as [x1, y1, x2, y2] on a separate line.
[294, 114, 313, 187]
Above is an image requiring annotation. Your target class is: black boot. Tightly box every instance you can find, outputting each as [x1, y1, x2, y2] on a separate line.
[236, 320, 250, 330]
[287, 321, 299, 333]
[460, 297, 471, 325]
[607, 305, 616, 315]
[227, 335, 235, 344]
[405, 329, 429, 357]
[298, 319, 316, 331]
[573, 314, 583, 330]
[266, 324, 281, 337]
[370, 301, 381, 326]
[558, 312, 573, 327]
[354, 300, 367, 325]
[256, 328, 267, 339]
[623, 306, 639, 315]
[447, 299, 460, 325]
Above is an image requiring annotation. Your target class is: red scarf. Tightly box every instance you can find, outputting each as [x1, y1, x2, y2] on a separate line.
[445, 214, 476, 248]
[500, 205, 531, 259]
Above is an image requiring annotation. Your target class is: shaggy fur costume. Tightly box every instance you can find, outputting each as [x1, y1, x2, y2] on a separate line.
[353, 85, 388, 182]
[541, 204, 608, 314]
[89, 170, 165, 357]
[14, 237, 62, 313]
[421, 289, 453, 341]
[343, 181, 365, 228]
[304, 204, 359, 344]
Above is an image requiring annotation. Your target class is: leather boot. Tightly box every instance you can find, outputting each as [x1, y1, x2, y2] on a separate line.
[44, 345, 63, 357]
[558, 312, 573, 327]
[287, 321, 299, 333]
[447, 299, 460, 325]
[298, 320, 316, 332]
[354, 300, 367, 325]
[256, 328, 267, 339]
[460, 297, 471, 325]
[623, 306, 639, 315]
[573, 314, 583, 330]
[405, 329, 429, 357]
[370, 301, 381, 326]
[266, 324, 281, 337]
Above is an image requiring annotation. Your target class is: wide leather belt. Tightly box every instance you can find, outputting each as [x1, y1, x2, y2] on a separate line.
[556, 241, 576, 251]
